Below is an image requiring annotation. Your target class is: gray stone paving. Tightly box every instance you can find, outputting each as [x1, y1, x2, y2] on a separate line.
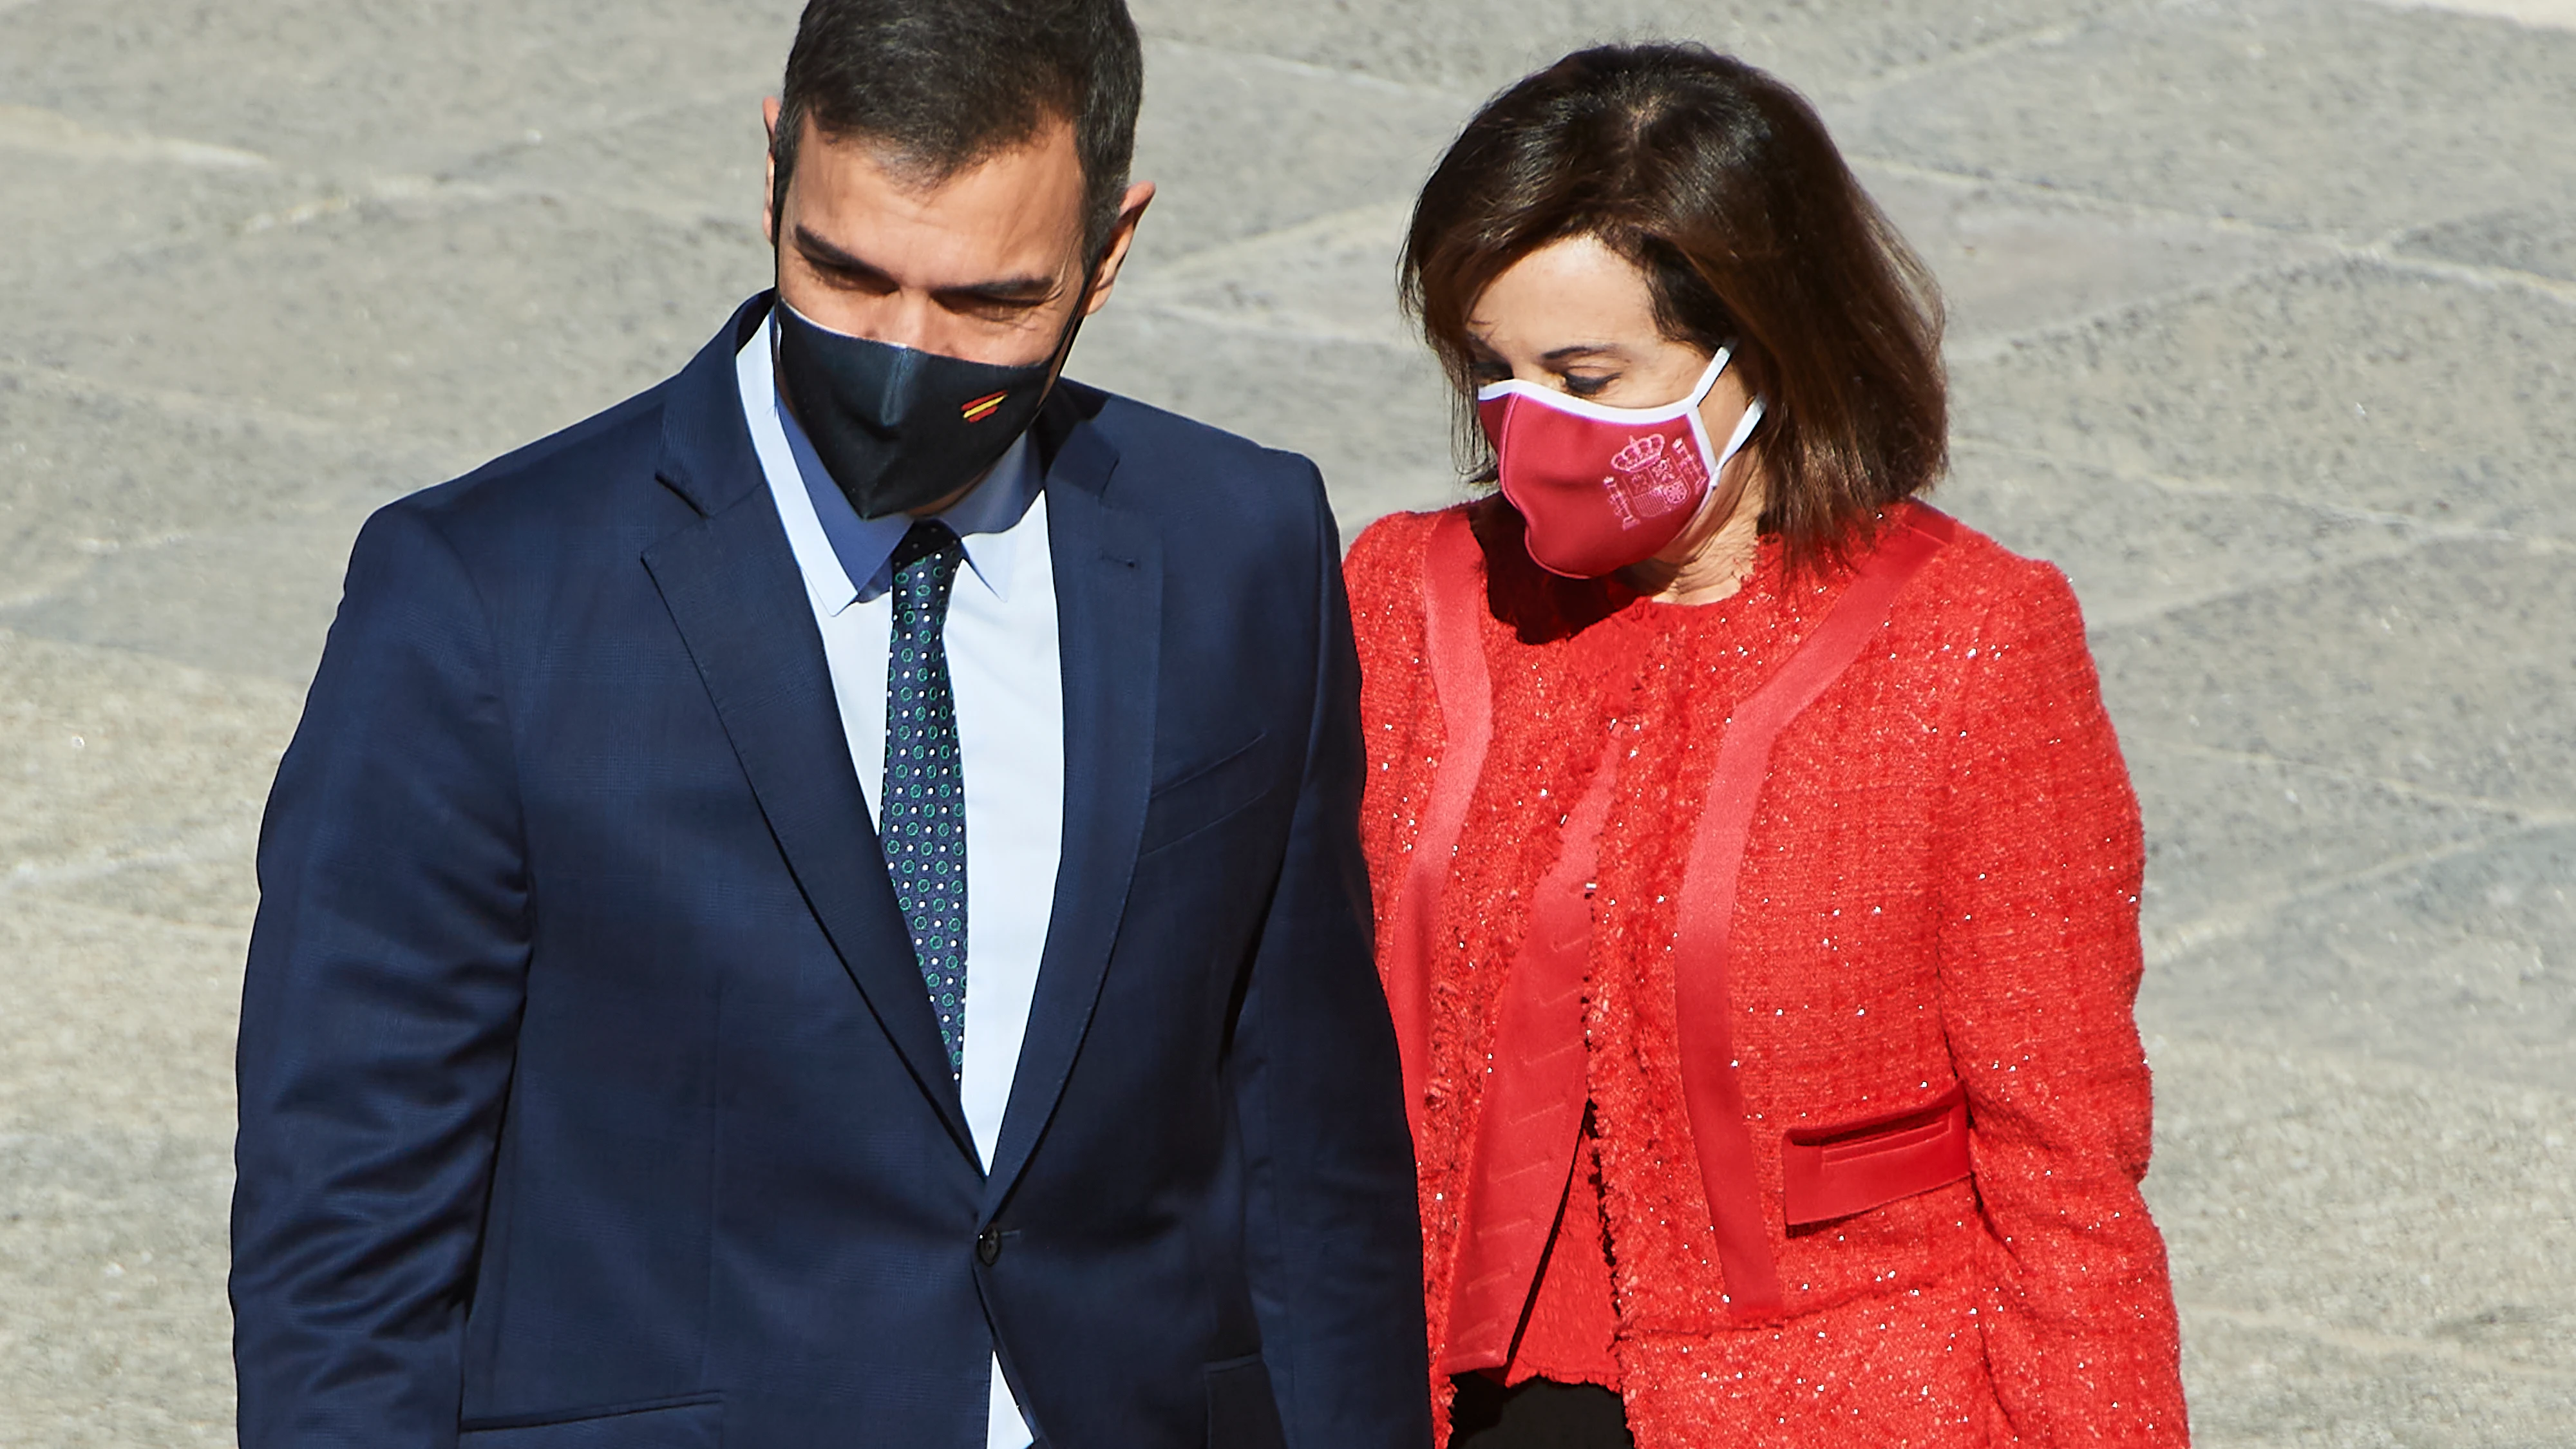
[1, 0, 2570, 1442]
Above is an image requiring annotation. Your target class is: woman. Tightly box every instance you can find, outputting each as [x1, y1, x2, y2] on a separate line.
[1347, 44, 2189, 1448]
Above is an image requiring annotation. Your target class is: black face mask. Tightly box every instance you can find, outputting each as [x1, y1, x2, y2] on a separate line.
[772, 293, 1085, 520]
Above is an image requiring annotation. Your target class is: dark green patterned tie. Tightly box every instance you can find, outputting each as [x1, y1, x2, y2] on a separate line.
[884, 520, 969, 1077]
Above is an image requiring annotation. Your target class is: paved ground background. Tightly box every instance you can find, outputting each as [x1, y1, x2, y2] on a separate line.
[2, 1, 2571, 1443]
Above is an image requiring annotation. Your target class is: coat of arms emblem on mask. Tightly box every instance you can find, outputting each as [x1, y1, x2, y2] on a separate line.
[1602, 431, 1709, 529]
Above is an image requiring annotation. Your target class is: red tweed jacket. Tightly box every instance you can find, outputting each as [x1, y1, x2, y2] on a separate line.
[1347, 500, 2188, 1448]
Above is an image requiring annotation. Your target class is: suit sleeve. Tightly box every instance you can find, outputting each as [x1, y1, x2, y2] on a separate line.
[1933, 563, 2190, 1446]
[232, 502, 532, 1449]
[1227, 469, 1435, 1449]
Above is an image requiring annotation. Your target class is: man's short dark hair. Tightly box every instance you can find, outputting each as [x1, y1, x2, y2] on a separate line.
[772, 0, 1144, 261]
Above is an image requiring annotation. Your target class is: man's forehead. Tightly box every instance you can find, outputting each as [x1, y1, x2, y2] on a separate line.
[790, 115, 1086, 278]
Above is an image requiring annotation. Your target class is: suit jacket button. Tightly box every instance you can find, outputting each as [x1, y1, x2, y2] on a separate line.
[977, 1226, 1003, 1265]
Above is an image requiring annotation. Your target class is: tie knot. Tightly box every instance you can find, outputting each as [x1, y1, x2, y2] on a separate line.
[891, 519, 964, 578]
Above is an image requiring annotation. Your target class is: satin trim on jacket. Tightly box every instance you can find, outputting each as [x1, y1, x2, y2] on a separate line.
[1384, 504, 1962, 1341]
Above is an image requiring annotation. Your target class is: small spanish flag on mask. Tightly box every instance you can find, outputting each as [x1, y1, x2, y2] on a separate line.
[960, 390, 1009, 423]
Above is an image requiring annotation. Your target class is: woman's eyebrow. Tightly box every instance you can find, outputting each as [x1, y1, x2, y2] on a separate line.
[1539, 343, 1624, 365]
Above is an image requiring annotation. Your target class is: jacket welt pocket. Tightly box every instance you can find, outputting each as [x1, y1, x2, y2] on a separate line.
[1137, 732, 1276, 857]
[459, 1394, 721, 1448]
[1205, 1351, 1287, 1449]
[1781, 1083, 1971, 1227]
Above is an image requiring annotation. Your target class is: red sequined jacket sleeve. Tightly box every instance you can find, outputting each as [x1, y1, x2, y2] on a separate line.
[1931, 556, 2183, 1444]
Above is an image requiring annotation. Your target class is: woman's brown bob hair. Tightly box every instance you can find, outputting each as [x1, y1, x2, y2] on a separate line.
[1403, 44, 1947, 571]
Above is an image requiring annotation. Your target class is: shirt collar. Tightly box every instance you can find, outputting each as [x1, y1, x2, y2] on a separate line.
[753, 313, 1044, 612]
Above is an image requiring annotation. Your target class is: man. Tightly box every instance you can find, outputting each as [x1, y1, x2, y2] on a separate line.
[229, 3, 1429, 1445]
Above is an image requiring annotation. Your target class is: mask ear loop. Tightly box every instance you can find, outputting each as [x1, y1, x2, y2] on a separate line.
[1674, 344, 1763, 494]
[1680, 346, 1735, 412]
[1012, 232, 1114, 413]
[1716, 395, 1766, 469]
[1037, 260, 1102, 387]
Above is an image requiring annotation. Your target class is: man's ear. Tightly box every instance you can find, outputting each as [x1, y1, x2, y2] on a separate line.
[761, 97, 784, 247]
[1082, 180, 1159, 317]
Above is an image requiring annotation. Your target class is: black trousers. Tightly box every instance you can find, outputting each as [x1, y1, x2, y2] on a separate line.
[1450, 1375, 1636, 1449]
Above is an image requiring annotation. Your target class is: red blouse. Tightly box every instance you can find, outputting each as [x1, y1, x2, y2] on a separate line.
[1347, 500, 2189, 1448]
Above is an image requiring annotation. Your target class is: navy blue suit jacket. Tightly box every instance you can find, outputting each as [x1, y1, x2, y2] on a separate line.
[232, 297, 1429, 1449]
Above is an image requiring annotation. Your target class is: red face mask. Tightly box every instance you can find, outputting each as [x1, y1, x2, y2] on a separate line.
[1477, 348, 1765, 579]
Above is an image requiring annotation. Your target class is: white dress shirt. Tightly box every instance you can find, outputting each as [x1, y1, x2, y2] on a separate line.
[737, 319, 1060, 1449]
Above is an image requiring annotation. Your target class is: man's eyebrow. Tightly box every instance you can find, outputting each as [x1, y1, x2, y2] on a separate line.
[793, 225, 1060, 307]
[932, 273, 1063, 307]
[792, 226, 895, 283]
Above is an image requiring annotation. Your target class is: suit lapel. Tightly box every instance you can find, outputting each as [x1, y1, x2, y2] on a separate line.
[983, 402, 1161, 1209]
[643, 297, 976, 1159]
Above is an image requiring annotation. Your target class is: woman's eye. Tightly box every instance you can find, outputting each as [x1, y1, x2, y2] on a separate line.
[1469, 361, 1511, 385]
[1562, 374, 1615, 398]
